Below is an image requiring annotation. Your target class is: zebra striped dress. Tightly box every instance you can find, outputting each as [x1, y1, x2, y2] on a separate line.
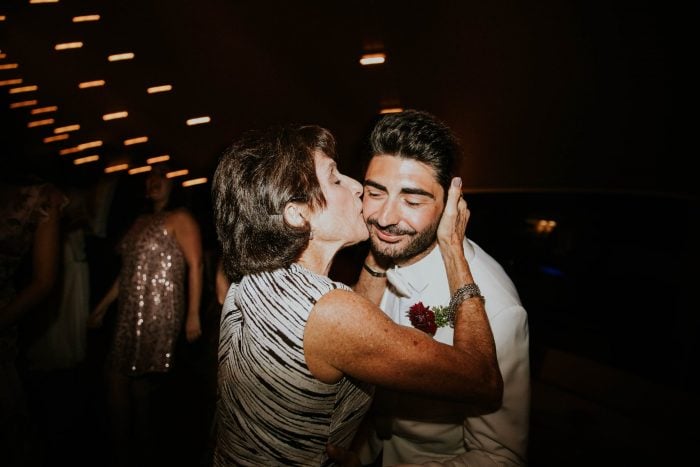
[214, 263, 374, 466]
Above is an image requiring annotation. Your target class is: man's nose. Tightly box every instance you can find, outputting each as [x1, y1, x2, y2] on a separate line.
[376, 198, 400, 227]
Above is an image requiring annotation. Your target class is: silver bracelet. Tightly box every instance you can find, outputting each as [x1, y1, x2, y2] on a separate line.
[447, 283, 485, 326]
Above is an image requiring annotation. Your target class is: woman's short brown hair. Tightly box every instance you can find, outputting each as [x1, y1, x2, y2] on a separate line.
[212, 124, 336, 281]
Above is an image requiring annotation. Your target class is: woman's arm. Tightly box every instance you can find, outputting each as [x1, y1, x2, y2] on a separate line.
[305, 178, 503, 407]
[172, 209, 203, 342]
[0, 189, 61, 331]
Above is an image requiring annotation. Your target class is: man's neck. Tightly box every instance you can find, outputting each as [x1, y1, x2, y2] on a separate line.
[395, 241, 438, 268]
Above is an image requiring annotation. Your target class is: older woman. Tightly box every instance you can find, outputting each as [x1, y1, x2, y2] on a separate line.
[212, 125, 502, 466]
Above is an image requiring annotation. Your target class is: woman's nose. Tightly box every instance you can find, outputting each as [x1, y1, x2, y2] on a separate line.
[347, 176, 363, 197]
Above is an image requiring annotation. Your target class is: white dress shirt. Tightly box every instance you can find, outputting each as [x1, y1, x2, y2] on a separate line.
[365, 238, 530, 466]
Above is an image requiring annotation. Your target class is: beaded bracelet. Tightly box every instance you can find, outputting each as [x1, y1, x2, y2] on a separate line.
[447, 283, 485, 326]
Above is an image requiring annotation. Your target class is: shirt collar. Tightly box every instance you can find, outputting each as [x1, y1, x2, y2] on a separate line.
[387, 238, 475, 297]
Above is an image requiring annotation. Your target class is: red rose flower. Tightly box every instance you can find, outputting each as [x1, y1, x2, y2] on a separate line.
[407, 301, 437, 336]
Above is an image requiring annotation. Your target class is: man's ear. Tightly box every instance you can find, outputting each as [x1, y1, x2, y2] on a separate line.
[282, 202, 309, 229]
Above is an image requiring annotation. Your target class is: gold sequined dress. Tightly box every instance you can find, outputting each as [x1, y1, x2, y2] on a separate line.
[107, 211, 185, 376]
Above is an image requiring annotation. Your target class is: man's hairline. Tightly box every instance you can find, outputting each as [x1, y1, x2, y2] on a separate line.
[366, 152, 448, 201]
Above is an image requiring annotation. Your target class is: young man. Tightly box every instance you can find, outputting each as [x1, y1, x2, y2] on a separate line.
[355, 110, 530, 466]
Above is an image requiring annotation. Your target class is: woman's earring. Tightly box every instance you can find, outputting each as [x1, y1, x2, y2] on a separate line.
[309, 230, 314, 240]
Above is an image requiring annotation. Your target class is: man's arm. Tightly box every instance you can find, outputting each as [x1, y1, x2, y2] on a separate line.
[352, 249, 387, 305]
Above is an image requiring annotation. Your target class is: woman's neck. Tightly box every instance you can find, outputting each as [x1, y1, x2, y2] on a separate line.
[297, 241, 339, 276]
[152, 199, 167, 213]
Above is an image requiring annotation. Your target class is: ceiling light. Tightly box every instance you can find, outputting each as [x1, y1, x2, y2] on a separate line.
[182, 178, 207, 187]
[44, 134, 69, 143]
[128, 165, 152, 175]
[104, 164, 129, 174]
[74, 155, 99, 165]
[166, 169, 188, 179]
[9, 100, 37, 109]
[186, 116, 210, 126]
[30, 0, 60, 3]
[147, 84, 173, 94]
[54, 124, 80, 134]
[59, 146, 81, 155]
[359, 53, 386, 65]
[0, 16, 6, 22]
[9, 85, 37, 94]
[72, 15, 100, 22]
[147, 155, 170, 164]
[78, 140, 102, 150]
[0, 63, 19, 70]
[380, 107, 403, 114]
[27, 118, 54, 128]
[55, 42, 83, 51]
[103, 111, 128, 121]
[78, 80, 105, 88]
[108, 52, 134, 62]
[146, 84, 173, 94]
[0, 79, 22, 86]
[124, 136, 148, 146]
[31, 106, 58, 114]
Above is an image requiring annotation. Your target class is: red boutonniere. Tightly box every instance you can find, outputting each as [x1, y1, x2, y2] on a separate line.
[407, 302, 437, 336]
[407, 301, 453, 336]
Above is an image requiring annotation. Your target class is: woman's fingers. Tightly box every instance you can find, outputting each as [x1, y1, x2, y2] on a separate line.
[438, 177, 469, 245]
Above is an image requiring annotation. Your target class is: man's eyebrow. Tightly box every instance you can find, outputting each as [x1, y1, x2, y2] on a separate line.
[364, 179, 434, 199]
[364, 179, 387, 191]
[400, 187, 434, 198]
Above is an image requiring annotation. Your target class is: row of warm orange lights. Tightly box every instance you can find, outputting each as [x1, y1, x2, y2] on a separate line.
[2, 78, 171, 94]
[19, 109, 210, 132]
[1, 10, 206, 188]
[56, 137, 152, 155]
[69, 154, 206, 186]
[0, 60, 210, 182]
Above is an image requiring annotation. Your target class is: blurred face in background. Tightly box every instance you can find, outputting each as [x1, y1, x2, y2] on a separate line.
[146, 169, 173, 205]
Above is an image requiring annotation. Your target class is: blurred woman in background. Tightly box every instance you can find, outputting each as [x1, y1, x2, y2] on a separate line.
[1, 172, 64, 467]
[88, 164, 203, 467]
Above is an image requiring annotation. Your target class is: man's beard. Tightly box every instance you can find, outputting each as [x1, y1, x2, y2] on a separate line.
[366, 217, 439, 264]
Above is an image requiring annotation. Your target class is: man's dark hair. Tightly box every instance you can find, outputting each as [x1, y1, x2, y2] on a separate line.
[369, 109, 459, 194]
[212, 125, 335, 281]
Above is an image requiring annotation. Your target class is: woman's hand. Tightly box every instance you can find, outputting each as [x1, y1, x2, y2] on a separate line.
[437, 177, 469, 252]
[87, 304, 107, 329]
[87, 278, 119, 329]
[185, 313, 202, 342]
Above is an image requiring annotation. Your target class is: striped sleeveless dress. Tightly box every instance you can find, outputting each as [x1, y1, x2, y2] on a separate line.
[214, 263, 374, 466]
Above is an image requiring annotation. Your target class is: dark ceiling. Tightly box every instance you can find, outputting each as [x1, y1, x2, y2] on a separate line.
[0, 0, 696, 197]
